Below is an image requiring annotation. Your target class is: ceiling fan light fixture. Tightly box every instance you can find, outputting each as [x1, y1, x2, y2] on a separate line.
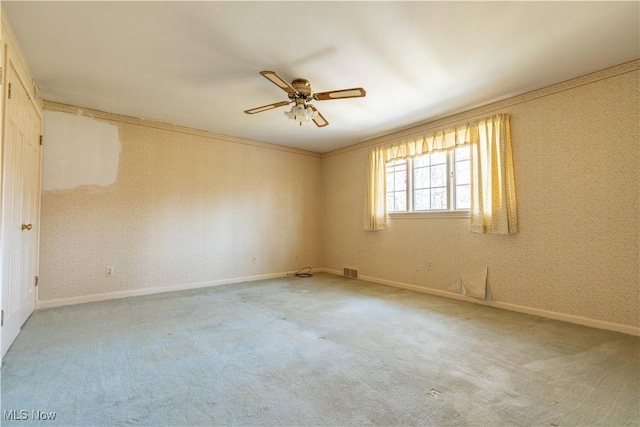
[284, 104, 316, 124]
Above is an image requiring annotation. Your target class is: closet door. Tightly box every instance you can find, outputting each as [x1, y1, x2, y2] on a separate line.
[1, 63, 41, 358]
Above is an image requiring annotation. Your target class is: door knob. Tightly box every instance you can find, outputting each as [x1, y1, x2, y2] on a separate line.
[21, 223, 32, 231]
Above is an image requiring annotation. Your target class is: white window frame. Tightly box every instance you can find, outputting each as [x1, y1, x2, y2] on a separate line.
[386, 146, 470, 219]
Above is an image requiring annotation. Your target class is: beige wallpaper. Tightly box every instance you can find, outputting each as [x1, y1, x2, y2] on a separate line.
[323, 67, 639, 328]
[38, 63, 639, 330]
[38, 109, 322, 301]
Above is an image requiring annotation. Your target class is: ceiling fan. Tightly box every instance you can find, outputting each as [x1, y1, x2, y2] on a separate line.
[244, 71, 366, 127]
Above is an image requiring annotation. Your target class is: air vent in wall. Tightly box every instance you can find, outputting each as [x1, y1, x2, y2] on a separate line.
[343, 268, 358, 279]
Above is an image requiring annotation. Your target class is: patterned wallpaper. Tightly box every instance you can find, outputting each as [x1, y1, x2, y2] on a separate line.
[323, 65, 639, 327]
[39, 62, 639, 329]
[38, 112, 323, 301]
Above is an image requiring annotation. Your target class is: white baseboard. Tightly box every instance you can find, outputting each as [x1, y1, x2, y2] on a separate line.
[321, 269, 640, 336]
[37, 271, 295, 309]
[37, 268, 639, 336]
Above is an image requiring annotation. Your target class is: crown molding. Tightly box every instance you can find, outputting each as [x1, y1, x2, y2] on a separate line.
[42, 100, 323, 159]
[323, 59, 640, 159]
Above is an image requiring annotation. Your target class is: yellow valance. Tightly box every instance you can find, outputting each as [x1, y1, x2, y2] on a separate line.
[364, 114, 518, 235]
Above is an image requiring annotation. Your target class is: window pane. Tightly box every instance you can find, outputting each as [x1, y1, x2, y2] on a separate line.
[455, 146, 470, 161]
[386, 160, 407, 212]
[455, 160, 470, 185]
[387, 194, 396, 211]
[386, 173, 395, 191]
[394, 191, 406, 211]
[431, 164, 447, 187]
[394, 170, 406, 191]
[414, 154, 430, 167]
[431, 187, 447, 210]
[431, 151, 446, 165]
[456, 184, 470, 210]
[414, 189, 430, 210]
[414, 167, 429, 189]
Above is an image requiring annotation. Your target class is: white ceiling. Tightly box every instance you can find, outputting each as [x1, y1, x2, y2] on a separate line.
[4, 1, 639, 153]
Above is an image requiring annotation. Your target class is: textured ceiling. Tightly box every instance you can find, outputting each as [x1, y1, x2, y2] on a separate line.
[4, 1, 639, 153]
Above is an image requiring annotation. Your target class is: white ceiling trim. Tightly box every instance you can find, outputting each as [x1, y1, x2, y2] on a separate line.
[44, 58, 639, 161]
[324, 60, 640, 158]
[42, 100, 322, 159]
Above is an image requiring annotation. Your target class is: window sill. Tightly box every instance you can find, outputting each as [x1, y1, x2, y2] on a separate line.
[388, 211, 470, 219]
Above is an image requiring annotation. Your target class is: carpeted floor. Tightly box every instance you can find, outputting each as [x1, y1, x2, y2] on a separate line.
[1, 273, 638, 426]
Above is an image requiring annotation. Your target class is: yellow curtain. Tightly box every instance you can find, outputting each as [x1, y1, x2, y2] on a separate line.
[363, 126, 469, 231]
[364, 148, 388, 230]
[364, 114, 517, 234]
[469, 114, 518, 234]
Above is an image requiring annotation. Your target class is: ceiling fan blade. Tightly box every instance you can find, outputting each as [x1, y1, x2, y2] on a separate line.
[244, 101, 291, 115]
[309, 105, 329, 128]
[260, 71, 297, 95]
[314, 87, 366, 101]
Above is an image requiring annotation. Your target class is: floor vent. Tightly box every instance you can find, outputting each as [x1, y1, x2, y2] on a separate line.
[343, 268, 358, 279]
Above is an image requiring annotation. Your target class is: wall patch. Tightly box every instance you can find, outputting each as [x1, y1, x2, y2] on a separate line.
[42, 111, 121, 191]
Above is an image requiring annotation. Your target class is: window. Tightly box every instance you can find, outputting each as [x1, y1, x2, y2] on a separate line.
[365, 114, 515, 232]
[386, 146, 470, 213]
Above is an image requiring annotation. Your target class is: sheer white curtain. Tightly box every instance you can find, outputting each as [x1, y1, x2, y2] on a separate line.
[469, 114, 518, 234]
[363, 114, 517, 234]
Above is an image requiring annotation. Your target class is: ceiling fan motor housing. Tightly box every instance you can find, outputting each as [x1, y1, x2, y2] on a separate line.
[290, 78, 313, 101]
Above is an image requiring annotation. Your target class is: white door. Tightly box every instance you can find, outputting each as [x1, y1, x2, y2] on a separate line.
[1, 63, 42, 358]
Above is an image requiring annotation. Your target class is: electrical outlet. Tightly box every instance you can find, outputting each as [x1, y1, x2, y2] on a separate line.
[428, 261, 433, 270]
[105, 266, 114, 278]
[252, 256, 257, 264]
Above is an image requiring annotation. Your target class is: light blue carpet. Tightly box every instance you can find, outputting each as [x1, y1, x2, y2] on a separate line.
[1, 273, 638, 426]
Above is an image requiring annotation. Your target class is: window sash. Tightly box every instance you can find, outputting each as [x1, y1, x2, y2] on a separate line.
[385, 148, 470, 213]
